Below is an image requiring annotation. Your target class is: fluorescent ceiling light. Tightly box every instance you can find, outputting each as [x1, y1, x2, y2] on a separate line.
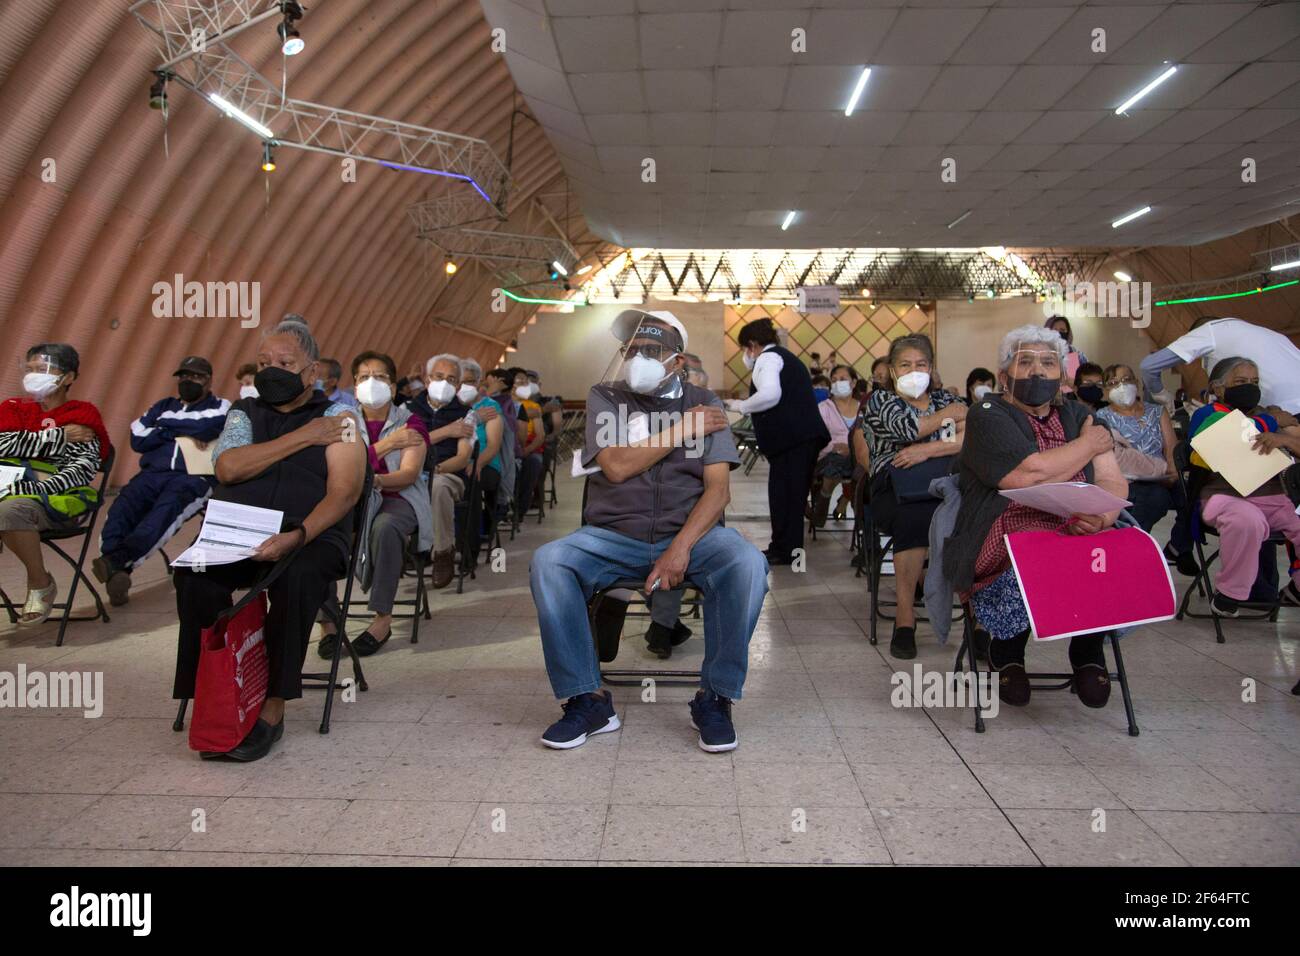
[551, 260, 568, 276]
[208, 92, 275, 140]
[1115, 65, 1177, 115]
[844, 67, 872, 117]
[1270, 259, 1300, 272]
[1111, 206, 1151, 229]
[575, 264, 593, 275]
[947, 210, 972, 230]
[1114, 270, 1132, 282]
[781, 210, 796, 231]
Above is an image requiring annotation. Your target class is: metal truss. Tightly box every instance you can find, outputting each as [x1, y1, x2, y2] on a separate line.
[131, 0, 511, 209]
[1255, 242, 1300, 273]
[413, 221, 578, 271]
[589, 249, 1107, 302]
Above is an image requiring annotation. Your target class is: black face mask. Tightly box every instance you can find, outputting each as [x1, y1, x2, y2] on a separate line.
[254, 366, 308, 406]
[1221, 383, 1260, 412]
[1076, 384, 1104, 405]
[1009, 374, 1060, 407]
[178, 380, 204, 403]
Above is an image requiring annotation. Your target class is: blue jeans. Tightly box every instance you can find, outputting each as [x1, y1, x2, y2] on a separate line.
[529, 525, 769, 700]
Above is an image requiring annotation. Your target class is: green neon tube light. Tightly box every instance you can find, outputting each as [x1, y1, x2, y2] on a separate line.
[1154, 279, 1298, 307]
[499, 288, 587, 306]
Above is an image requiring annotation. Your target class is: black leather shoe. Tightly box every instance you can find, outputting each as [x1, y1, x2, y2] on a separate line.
[353, 627, 391, 657]
[215, 718, 284, 763]
[317, 631, 338, 660]
[889, 625, 917, 660]
[670, 621, 692, 646]
[996, 663, 1031, 706]
[1073, 663, 1112, 708]
[645, 621, 674, 660]
[763, 549, 794, 566]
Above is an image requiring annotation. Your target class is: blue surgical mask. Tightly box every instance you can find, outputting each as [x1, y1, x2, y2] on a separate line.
[813, 387, 830, 403]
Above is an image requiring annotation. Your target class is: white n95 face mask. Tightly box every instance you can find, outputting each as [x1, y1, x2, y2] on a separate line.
[972, 384, 992, 401]
[23, 372, 61, 400]
[427, 379, 455, 405]
[742, 351, 757, 371]
[457, 383, 479, 404]
[831, 380, 852, 398]
[627, 354, 668, 394]
[515, 385, 532, 400]
[895, 371, 930, 399]
[355, 378, 393, 409]
[239, 384, 259, 400]
[1108, 383, 1137, 406]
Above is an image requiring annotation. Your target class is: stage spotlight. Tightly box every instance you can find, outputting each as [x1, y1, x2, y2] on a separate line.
[445, 259, 458, 275]
[279, 1, 305, 55]
[148, 72, 169, 112]
[261, 142, 276, 172]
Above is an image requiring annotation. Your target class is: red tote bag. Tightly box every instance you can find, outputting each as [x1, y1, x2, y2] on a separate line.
[189, 553, 297, 753]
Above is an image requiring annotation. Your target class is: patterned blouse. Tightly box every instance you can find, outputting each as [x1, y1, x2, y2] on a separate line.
[1095, 403, 1164, 459]
[860, 387, 962, 477]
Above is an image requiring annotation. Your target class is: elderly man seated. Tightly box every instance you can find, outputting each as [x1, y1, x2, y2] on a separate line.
[0, 344, 111, 625]
[529, 310, 769, 753]
[93, 355, 229, 606]
[172, 317, 365, 762]
[944, 324, 1126, 707]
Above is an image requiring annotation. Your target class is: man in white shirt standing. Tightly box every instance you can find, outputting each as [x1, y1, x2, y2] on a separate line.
[1141, 316, 1300, 414]
[726, 318, 830, 564]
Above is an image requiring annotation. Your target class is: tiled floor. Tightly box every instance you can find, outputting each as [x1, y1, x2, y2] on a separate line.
[1, 466, 1297, 866]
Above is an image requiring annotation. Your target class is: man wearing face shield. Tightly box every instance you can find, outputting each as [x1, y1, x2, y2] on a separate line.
[0, 344, 111, 626]
[92, 356, 230, 607]
[530, 310, 769, 753]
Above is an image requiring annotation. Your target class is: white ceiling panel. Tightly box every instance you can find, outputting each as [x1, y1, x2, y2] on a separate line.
[482, 0, 1300, 247]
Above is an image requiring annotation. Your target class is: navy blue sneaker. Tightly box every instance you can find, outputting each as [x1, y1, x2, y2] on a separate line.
[689, 690, 738, 752]
[541, 691, 620, 750]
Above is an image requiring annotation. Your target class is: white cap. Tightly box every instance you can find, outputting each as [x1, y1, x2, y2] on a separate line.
[611, 308, 688, 351]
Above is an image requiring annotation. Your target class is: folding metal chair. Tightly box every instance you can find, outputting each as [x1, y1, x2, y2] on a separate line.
[1172, 441, 1282, 644]
[0, 446, 115, 646]
[173, 464, 373, 737]
[950, 602, 1140, 737]
[863, 507, 960, 646]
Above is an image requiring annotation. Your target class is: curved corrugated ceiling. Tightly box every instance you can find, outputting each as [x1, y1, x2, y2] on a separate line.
[0, 0, 614, 479]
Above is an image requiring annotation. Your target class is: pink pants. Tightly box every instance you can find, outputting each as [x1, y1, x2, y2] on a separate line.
[1201, 493, 1300, 600]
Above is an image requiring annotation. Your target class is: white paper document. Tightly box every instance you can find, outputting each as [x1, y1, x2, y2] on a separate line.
[1189, 408, 1294, 497]
[175, 436, 215, 476]
[999, 482, 1132, 519]
[170, 500, 283, 567]
[0, 464, 25, 492]
[571, 449, 602, 478]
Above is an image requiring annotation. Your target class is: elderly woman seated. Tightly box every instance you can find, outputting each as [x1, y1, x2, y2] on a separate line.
[173, 317, 366, 762]
[862, 333, 966, 659]
[1187, 356, 1300, 613]
[0, 344, 110, 625]
[944, 324, 1126, 707]
[810, 364, 861, 527]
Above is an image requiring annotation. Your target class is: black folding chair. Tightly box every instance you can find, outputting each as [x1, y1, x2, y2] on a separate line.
[173, 464, 373, 737]
[950, 602, 1140, 737]
[344, 528, 430, 643]
[1172, 441, 1282, 643]
[863, 507, 960, 646]
[0, 446, 115, 646]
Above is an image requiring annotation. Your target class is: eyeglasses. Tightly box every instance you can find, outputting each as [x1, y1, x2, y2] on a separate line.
[622, 344, 675, 361]
[356, 372, 392, 384]
[1104, 376, 1136, 387]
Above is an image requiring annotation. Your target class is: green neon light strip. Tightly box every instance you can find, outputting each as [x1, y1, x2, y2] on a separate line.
[1155, 279, 1298, 307]
[499, 288, 587, 306]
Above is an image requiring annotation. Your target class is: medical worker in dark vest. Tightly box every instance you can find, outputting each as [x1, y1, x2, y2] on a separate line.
[726, 318, 830, 565]
[171, 317, 366, 762]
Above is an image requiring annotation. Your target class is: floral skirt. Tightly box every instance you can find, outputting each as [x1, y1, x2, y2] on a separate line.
[969, 567, 1030, 641]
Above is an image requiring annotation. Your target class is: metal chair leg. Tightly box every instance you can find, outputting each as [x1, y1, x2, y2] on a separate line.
[173, 697, 188, 732]
[1108, 632, 1140, 737]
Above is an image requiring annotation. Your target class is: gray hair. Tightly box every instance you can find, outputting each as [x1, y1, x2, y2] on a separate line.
[1207, 355, 1256, 390]
[426, 352, 460, 377]
[459, 357, 483, 383]
[262, 315, 319, 362]
[997, 324, 1067, 372]
[887, 333, 934, 368]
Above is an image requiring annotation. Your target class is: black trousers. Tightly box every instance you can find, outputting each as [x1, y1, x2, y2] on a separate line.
[468, 465, 501, 563]
[766, 439, 822, 559]
[172, 539, 347, 701]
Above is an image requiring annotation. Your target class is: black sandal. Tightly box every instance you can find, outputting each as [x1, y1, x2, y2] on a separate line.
[353, 626, 391, 657]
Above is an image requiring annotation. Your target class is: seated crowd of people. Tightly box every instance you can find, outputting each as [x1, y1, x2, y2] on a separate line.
[1, 310, 1296, 762]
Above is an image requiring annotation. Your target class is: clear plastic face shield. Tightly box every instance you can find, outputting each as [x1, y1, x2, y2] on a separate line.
[598, 311, 688, 400]
[22, 353, 72, 400]
[1003, 346, 1064, 406]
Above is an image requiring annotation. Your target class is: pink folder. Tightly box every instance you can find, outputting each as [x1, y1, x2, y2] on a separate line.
[1004, 527, 1176, 640]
